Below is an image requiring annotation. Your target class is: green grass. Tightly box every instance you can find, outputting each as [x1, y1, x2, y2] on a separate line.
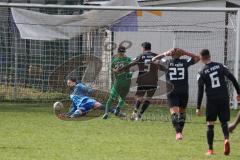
[0, 103, 240, 160]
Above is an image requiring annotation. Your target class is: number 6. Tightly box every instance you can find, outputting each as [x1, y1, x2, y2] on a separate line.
[209, 71, 220, 88]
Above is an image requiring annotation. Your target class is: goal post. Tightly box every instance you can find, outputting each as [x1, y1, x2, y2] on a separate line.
[233, 9, 240, 109]
[0, 3, 239, 108]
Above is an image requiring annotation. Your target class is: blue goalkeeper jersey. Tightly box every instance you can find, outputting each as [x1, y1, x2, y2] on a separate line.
[70, 83, 93, 102]
[68, 83, 94, 115]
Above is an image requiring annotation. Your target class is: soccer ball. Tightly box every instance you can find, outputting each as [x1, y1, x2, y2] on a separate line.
[53, 101, 63, 111]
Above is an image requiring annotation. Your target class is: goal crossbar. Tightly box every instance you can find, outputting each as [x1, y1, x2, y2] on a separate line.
[0, 2, 239, 12]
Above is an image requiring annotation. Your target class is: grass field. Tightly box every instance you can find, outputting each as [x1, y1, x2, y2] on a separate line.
[0, 103, 240, 160]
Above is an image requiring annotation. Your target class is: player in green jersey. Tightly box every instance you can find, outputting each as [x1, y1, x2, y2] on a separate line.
[102, 46, 132, 119]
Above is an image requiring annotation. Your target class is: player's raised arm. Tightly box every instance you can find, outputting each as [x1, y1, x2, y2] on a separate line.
[222, 65, 240, 95]
[176, 48, 200, 63]
[151, 48, 175, 62]
[196, 73, 204, 115]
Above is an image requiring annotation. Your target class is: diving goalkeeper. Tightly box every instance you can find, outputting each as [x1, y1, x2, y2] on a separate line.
[58, 78, 103, 119]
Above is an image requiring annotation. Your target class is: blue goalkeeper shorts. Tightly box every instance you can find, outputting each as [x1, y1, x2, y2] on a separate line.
[71, 95, 96, 113]
[79, 98, 96, 113]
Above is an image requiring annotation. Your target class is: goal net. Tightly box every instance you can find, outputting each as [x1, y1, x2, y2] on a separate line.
[0, 3, 239, 107]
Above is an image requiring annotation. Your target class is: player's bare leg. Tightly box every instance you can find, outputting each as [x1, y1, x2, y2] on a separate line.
[170, 107, 179, 117]
[206, 121, 214, 155]
[93, 101, 102, 110]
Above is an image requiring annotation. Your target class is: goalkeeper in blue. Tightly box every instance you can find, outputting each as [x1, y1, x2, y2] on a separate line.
[59, 78, 103, 119]
[102, 46, 132, 119]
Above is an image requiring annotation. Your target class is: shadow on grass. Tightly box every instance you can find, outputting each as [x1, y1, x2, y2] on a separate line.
[55, 109, 105, 121]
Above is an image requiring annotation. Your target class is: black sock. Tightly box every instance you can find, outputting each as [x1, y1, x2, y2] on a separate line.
[134, 100, 141, 112]
[171, 113, 181, 133]
[140, 100, 150, 115]
[221, 122, 229, 140]
[207, 125, 214, 150]
[178, 112, 186, 133]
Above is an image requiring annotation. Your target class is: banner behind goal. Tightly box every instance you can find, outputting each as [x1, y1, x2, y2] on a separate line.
[0, 3, 239, 107]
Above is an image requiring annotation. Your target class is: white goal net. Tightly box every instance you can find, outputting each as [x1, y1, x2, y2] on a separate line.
[0, 3, 239, 108]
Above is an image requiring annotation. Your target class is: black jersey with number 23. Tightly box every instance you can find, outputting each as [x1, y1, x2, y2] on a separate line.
[162, 58, 196, 94]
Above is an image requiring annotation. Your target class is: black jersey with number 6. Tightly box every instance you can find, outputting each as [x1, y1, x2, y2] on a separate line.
[197, 62, 240, 100]
[161, 58, 196, 94]
[133, 51, 158, 86]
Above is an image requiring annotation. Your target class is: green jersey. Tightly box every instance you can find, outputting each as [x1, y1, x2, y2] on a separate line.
[111, 56, 132, 86]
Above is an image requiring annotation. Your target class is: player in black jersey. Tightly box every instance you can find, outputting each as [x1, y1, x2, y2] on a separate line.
[196, 49, 240, 156]
[152, 48, 200, 140]
[118, 42, 159, 120]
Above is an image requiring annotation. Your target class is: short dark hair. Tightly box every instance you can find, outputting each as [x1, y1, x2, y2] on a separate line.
[118, 45, 126, 53]
[142, 42, 151, 50]
[200, 49, 210, 59]
[68, 77, 77, 83]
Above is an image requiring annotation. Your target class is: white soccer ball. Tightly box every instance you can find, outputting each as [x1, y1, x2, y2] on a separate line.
[53, 101, 63, 111]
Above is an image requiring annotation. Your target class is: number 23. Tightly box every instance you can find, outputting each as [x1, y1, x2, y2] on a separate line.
[169, 68, 184, 80]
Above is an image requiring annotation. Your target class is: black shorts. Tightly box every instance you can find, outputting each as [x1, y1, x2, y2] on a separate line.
[136, 86, 157, 98]
[167, 93, 189, 108]
[206, 98, 230, 123]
